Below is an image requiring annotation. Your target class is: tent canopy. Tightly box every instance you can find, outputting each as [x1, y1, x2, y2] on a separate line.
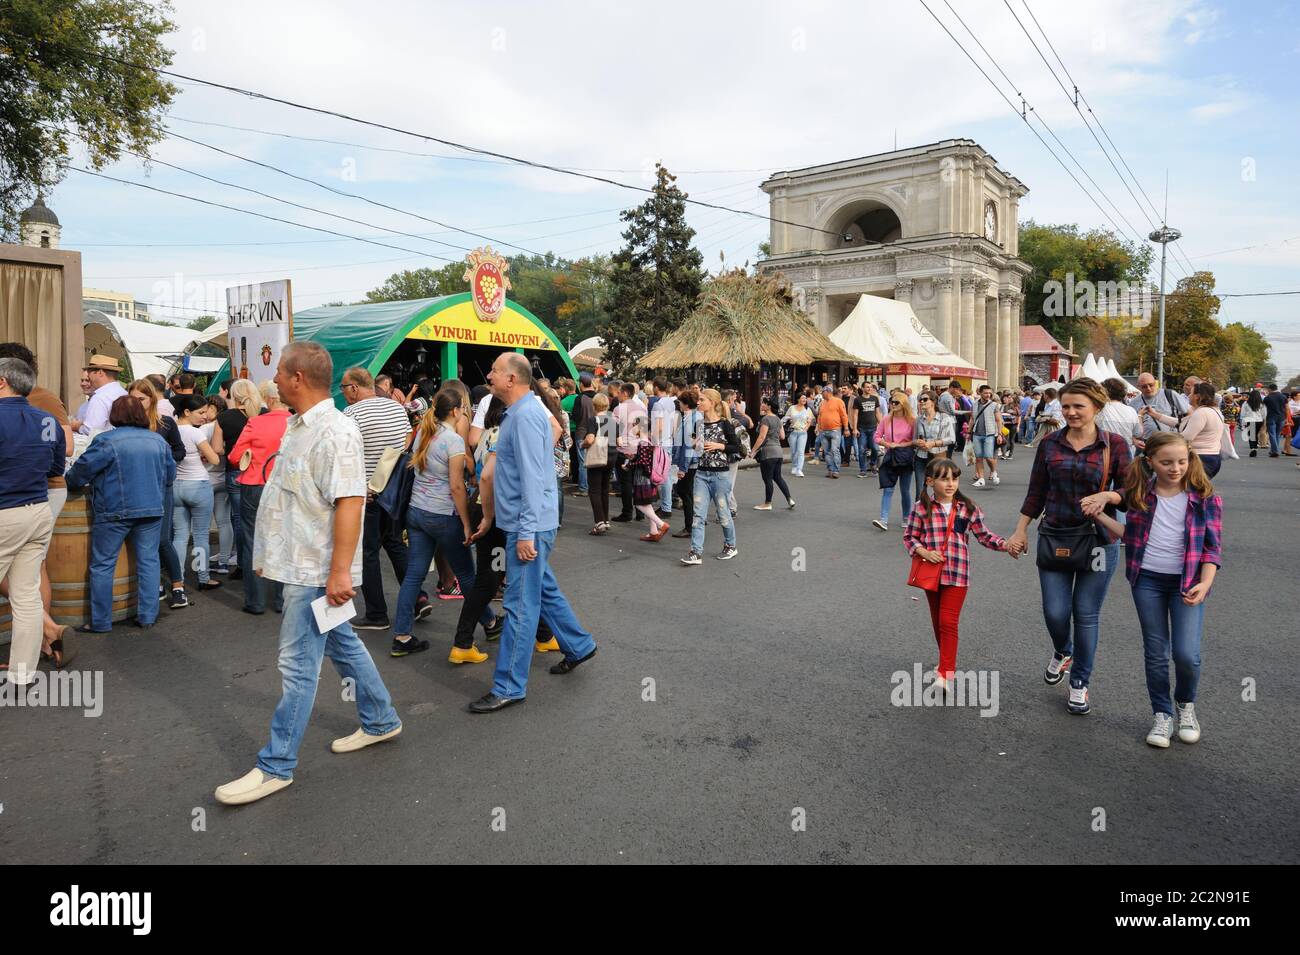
[83, 310, 202, 381]
[569, 335, 605, 370]
[828, 294, 985, 380]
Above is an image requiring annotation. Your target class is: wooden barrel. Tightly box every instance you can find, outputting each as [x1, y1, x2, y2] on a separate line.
[0, 490, 137, 640]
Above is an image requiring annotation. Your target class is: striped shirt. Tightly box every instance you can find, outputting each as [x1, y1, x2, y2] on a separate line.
[342, 396, 411, 482]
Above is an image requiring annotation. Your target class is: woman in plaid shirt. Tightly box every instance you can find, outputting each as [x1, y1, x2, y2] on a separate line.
[904, 458, 1014, 693]
[1094, 432, 1222, 748]
[1007, 378, 1132, 716]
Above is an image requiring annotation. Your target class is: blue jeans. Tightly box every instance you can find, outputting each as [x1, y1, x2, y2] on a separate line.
[817, 431, 841, 473]
[576, 445, 588, 492]
[879, 474, 913, 523]
[397, 507, 494, 636]
[172, 479, 214, 584]
[158, 483, 183, 585]
[1020, 418, 1037, 444]
[491, 529, 596, 700]
[658, 459, 674, 513]
[1266, 417, 1282, 454]
[856, 429, 878, 473]
[691, 469, 736, 553]
[239, 483, 283, 613]
[255, 583, 401, 780]
[1131, 570, 1204, 716]
[788, 430, 807, 471]
[223, 469, 243, 564]
[1038, 541, 1120, 688]
[89, 517, 161, 629]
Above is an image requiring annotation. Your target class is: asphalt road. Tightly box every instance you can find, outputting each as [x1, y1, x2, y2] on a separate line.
[3, 446, 1297, 864]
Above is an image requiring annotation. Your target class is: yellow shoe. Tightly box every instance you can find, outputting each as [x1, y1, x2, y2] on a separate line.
[535, 636, 560, 653]
[448, 644, 489, 664]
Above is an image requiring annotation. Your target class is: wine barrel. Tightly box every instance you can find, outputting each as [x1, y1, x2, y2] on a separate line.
[0, 491, 137, 640]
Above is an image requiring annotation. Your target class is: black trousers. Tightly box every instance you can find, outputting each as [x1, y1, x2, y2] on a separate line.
[454, 510, 503, 649]
[587, 465, 611, 524]
[675, 468, 696, 530]
[759, 457, 792, 504]
[361, 499, 416, 621]
[615, 452, 634, 517]
[238, 483, 283, 613]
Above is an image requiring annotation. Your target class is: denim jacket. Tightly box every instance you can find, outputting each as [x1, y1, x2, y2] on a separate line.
[65, 427, 176, 523]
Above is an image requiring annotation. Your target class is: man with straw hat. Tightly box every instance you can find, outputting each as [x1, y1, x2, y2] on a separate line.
[74, 355, 128, 436]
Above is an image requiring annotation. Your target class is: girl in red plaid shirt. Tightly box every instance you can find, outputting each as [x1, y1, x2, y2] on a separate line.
[904, 457, 1015, 692]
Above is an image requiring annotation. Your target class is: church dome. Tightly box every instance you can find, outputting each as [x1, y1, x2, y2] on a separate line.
[19, 195, 59, 227]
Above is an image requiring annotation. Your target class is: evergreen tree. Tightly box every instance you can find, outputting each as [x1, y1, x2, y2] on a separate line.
[597, 165, 704, 376]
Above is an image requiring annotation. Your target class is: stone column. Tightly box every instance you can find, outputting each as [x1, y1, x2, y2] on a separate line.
[972, 278, 990, 376]
[998, 292, 1014, 389]
[958, 275, 977, 364]
[935, 277, 955, 351]
[1011, 292, 1024, 387]
[985, 295, 1000, 386]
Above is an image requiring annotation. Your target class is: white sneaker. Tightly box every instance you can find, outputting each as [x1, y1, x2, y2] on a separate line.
[1044, 652, 1072, 685]
[1067, 685, 1091, 714]
[971, 477, 986, 488]
[1176, 702, 1201, 743]
[715, 545, 739, 560]
[680, 551, 702, 566]
[1146, 712, 1174, 748]
[330, 724, 403, 753]
[990, 472, 1000, 486]
[215, 768, 293, 806]
[872, 519, 888, 531]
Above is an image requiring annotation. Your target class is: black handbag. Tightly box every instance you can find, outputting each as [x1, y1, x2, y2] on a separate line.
[1036, 441, 1111, 572]
[880, 418, 915, 470]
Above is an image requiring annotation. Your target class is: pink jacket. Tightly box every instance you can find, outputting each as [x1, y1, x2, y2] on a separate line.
[875, 415, 915, 446]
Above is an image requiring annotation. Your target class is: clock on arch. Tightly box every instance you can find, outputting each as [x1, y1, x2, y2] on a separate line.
[983, 201, 998, 242]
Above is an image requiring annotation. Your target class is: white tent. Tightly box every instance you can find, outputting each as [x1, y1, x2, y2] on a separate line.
[83, 310, 204, 381]
[828, 294, 985, 384]
[568, 335, 605, 370]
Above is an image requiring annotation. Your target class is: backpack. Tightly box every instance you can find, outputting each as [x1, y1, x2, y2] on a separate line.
[650, 445, 672, 486]
[731, 417, 751, 459]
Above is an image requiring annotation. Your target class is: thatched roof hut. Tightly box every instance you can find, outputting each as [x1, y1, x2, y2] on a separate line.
[640, 269, 859, 370]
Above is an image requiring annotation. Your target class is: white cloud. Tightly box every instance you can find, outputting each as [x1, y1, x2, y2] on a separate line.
[1189, 99, 1247, 121]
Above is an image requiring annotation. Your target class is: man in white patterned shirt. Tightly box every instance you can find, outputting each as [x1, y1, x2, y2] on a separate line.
[216, 342, 401, 806]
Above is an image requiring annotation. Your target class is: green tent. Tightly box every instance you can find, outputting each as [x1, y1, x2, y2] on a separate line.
[209, 293, 578, 404]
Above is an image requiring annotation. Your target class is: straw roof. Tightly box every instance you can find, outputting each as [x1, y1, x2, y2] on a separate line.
[640, 270, 859, 370]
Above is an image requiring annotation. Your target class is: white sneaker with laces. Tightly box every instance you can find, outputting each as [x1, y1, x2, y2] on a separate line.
[1146, 712, 1174, 748]
[1067, 685, 1091, 714]
[1044, 652, 1072, 685]
[971, 477, 986, 488]
[1176, 702, 1201, 743]
[990, 472, 1000, 486]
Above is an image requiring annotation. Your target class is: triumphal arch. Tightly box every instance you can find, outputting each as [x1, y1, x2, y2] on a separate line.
[758, 139, 1031, 388]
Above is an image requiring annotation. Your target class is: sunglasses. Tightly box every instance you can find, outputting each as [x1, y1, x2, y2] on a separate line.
[890, 400, 901, 406]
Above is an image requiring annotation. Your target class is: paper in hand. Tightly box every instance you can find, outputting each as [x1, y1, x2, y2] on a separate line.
[311, 594, 356, 634]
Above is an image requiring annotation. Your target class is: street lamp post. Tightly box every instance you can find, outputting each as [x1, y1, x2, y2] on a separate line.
[1148, 224, 1182, 386]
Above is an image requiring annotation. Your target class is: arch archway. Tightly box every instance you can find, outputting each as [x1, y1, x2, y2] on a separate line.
[821, 196, 904, 251]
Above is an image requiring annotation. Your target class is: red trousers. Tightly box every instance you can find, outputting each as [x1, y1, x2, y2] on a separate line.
[925, 584, 968, 679]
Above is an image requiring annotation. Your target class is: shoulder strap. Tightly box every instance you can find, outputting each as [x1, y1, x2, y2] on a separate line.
[1098, 437, 1111, 493]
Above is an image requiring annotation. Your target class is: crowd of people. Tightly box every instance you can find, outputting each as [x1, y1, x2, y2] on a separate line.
[3, 334, 1290, 801]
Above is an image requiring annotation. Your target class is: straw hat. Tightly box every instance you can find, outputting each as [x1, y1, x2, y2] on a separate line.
[84, 354, 123, 373]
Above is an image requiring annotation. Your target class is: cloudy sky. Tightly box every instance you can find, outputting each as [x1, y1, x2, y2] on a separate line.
[49, 0, 1300, 377]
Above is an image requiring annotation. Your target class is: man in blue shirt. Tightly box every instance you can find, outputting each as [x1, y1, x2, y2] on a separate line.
[469, 352, 597, 713]
[0, 357, 65, 685]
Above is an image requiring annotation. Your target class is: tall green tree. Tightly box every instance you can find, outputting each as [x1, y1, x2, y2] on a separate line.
[0, 0, 177, 235]
[1126, 271, 1225, 385]
[597, 164, 704, 376]
[1018, 221, 1153, 346]
[186, 315, 218, 332]
[363, 262, 464, 303]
